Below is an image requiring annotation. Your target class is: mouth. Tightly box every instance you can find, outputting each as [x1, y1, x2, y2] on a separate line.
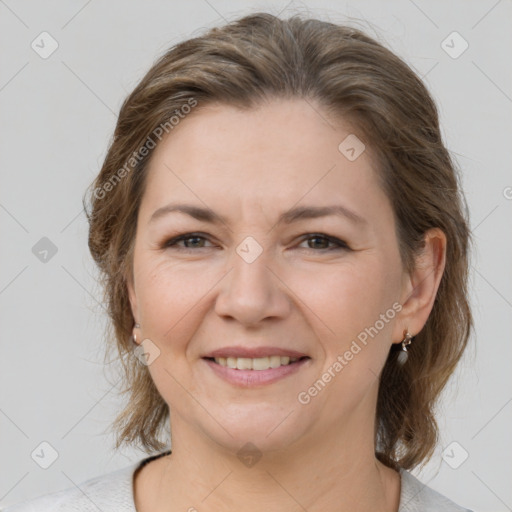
[203, 355, 310, 370]
[201, 355, 311, 387]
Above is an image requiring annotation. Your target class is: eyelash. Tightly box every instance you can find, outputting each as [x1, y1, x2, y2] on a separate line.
[162, 232, 350, 252]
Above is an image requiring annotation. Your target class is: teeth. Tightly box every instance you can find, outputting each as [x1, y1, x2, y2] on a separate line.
[214, 356, 300, 370]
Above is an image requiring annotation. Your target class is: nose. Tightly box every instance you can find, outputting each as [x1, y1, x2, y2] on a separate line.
[214, 243, 291, 326]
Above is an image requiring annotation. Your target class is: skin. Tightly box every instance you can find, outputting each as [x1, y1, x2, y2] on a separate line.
[126, 98, 446, 512]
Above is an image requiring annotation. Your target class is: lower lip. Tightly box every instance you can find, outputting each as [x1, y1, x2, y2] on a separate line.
[202, 358, 310, 387]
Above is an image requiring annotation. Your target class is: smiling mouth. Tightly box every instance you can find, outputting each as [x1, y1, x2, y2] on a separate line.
[203, 356, 310, 371]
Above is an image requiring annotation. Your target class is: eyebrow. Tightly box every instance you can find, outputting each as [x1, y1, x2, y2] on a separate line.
[149, 202, 368, 227]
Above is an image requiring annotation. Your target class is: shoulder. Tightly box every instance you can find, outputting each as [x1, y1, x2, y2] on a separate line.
[399, 468, 474, 512]
[1, 463, 139, 512]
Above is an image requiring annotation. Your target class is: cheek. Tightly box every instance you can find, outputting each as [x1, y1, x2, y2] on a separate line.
[136, 246, 400, 358]
[138, 263, 213, 398]
[296, 257, 399, 357]
[136, 259, 214, 352]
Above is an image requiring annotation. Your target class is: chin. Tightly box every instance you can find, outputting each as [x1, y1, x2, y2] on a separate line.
[200, 408, 307, 455]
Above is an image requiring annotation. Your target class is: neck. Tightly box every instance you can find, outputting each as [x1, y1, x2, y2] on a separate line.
[141, 389, 401, 511]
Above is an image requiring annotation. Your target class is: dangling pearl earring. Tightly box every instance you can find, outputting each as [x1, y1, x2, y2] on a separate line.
[397, 330, 413, 366]
[132, 323, 140, 346]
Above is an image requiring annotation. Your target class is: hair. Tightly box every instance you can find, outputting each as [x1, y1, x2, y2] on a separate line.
[84, 11, 473, 471]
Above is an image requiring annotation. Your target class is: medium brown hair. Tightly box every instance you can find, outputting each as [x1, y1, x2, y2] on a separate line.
[84, 12, 473, 471]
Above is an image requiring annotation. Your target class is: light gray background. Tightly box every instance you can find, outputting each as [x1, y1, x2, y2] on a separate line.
[1, 1, 511, 510]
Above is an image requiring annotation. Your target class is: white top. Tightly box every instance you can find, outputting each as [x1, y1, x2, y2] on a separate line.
[2, 452, 474, 512]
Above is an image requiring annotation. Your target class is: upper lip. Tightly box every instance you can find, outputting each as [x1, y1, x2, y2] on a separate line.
[203, 346, 310, 359]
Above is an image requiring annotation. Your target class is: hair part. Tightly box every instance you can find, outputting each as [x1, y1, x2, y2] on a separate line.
[84, 12, 473, 471]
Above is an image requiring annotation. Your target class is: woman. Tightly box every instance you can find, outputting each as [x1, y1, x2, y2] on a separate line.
[5, 12, 474, 512]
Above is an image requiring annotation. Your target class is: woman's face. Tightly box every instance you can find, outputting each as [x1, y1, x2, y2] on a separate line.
[127, 99, 411, 454]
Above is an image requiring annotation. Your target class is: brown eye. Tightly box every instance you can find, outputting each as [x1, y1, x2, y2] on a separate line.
[298, 234, 349, 251]
[163, 233, 213, 250]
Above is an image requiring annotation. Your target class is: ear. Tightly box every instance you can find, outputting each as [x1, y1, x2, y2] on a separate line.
[392, 227, 447, 343]
[125, 263, 139, 324]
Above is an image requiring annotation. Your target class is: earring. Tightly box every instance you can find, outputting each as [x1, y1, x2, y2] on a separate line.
[397, 330, 413, 366]
[132, 323, 140, 346]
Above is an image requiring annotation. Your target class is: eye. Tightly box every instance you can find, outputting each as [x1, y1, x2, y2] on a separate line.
[297, 233, 350, 251]
[163, 232, 213, 251]
[162, 232, 350, 252]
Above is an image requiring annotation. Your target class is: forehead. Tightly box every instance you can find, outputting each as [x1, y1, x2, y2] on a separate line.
[140, 99, 390, 225]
